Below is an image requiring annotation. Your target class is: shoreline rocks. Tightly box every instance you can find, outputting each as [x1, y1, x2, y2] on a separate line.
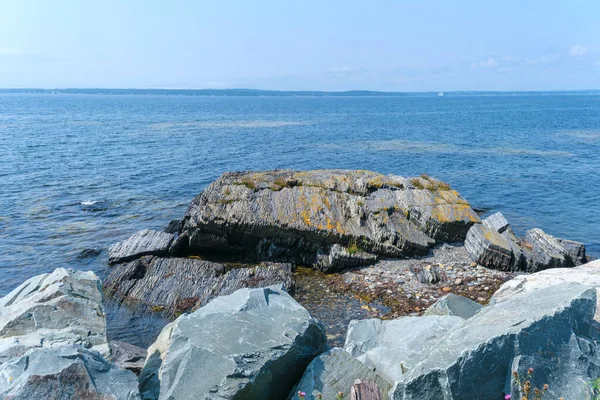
[0, 268, 109, 364]
[103, 256, 294, 318]
[178, 170, 480, 270]
[109, 229, 174, 264]
[139, 285, 327, 400]
[465, 212, 587, 272]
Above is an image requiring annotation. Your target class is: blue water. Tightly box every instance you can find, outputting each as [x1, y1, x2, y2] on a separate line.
[1, 93, 599, 297]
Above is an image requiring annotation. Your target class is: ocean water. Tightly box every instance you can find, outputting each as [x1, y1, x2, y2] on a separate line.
[1, 93, 599, 342]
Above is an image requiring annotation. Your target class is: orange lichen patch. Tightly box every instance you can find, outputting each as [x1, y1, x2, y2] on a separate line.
[326, 218, 334, 230]
[482, 226, 508, 247]
[429, 203, 480, 223]
[335, 221, 344, 235]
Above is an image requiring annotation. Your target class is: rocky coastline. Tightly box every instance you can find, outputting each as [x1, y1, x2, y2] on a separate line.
[1, 169, 598, 399]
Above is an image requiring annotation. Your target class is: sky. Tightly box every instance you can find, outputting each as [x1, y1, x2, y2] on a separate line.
[0, 0, 599, 91]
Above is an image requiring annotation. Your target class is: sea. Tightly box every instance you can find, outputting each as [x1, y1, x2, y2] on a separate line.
[1, 92, 599, 344]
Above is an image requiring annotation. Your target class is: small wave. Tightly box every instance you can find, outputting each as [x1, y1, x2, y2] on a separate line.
[80, 199, 112, 212]
[558, 129, 600, 142]
[81, 200, 98, 206]
[149, 120, 311, 130]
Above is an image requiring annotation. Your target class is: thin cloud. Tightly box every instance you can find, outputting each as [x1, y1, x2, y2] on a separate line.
[569, 45, 589, 56]
[470, 58, 497, 68]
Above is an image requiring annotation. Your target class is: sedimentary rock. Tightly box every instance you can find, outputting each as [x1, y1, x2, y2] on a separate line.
[139, 285, 327, 400]
[109, 229, 174, 264]
[343, 316, 463, 383]
[464, 223, 514, 270]
[465, 212, 586, 272]
[290, 348, 392, 400]
[392, 283, 599, 399]
[0, 345, 140, 399]
[0, 268, 108, 364]
[423, 293, 482, 319]
[491, 259, 600, 321]
[103, 256, 294, 317]
[315, 243, 378, 272]
[110, 341, 147, 374]
[177, 170, 479, 270]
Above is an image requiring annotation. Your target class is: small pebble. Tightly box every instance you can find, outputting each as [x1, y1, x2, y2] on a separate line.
[454, 279, 463, 285]
[442, 287, 452, 293]
[477, 297, 486, 302]
[470, 262, 477, 267]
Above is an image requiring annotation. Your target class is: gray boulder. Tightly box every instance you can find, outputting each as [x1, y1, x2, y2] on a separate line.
[315, 243, 378, 272]
[392, 283, 599, 399]
[0, 345, 140, 399]
[343, 316, 463, 383]
[491, 259, 600, 321]
[103, 256, 294, 318]
[109, 229, 174, 264]
[139, 285, 327, 400]
[110, 341, 147, 374]
[290, 348, 392, 400]
[423, 293, 483, 319]
[465, 212, 586, 272]
[178, 170, 480, 270]
[0, 268, 108, 364]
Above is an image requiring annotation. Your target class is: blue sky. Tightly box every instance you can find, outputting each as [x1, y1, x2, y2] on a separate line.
[0, 0, 599, 91]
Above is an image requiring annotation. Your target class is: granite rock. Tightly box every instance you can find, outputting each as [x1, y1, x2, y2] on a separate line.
[290, 348, 392, 400]
[139, 285, 327, 400]
[0, 268, 108, 364]
[178, 170, 479, 269]
[343, 316, 463, 383]
[392, 283, 599, 399]
[0, 345, 140, 400]
[423, 293, 483, 319]
[109, 229, 174, 264]
[103, 256, 294, 318]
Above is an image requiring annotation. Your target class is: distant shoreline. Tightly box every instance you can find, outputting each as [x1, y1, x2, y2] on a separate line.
[1, 88, 600, 97]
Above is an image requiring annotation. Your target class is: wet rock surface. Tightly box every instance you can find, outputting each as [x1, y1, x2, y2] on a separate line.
[0, 268, 109, 364]
[103, 256, 294, 318]
[179, 170, 480, 270]
[139, 285, 327, 400]
[109, 229, 174, 264]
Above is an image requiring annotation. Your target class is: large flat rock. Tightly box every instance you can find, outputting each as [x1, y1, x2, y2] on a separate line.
[139, 285, 327, 400]
[103, 256, 294, 318]
[392, 283, 599, 399]
[109, 229, 174, 264]
[179, 170, 479, 271]
[290, 348, 392, 400]
[423, 293, 483, 319]
[0, 268, 108, 364]
[0, 346, 140, 399]
[343, 316, 463, 383]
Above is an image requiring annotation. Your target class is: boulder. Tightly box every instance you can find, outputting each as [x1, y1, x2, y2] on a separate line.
[464, 223, 514, 270]
[391, 283, 599, 399]
[103, 256, 294, 318]
[491, 259, 600, 321]
[343, 316, 463, 383]
[315, 243, 378, 272]
[290, 348, 392, 400]
[110, 341, 147, 374]
[465, 212, 586, 272]
[0, 345, 140, 399]
[109, 229, 174, 264]
[423, 293, 483, 319]
[178, 170, 479, 270]
[139, 285, 327, 400]
[0, 268, 108, 364]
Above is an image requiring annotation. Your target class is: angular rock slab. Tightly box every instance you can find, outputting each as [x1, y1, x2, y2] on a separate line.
[491, 259, 600, 321]
[110, 341, 147, 374]
[109, 229, 174, 264]
[139, 285, 327, 400]
[523, 227, 582, 271]
[0, 268, 108, 364]
[392, 283, 599, 400]
[290, 348, 392, 400]
[0, 345, 140, 400]
[464, 223, 514, 270]
[423, 293, 483, 319]
[179, 170, 479, 269]
[103, 256, 294, 318]
[343, 316, 463, 383]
